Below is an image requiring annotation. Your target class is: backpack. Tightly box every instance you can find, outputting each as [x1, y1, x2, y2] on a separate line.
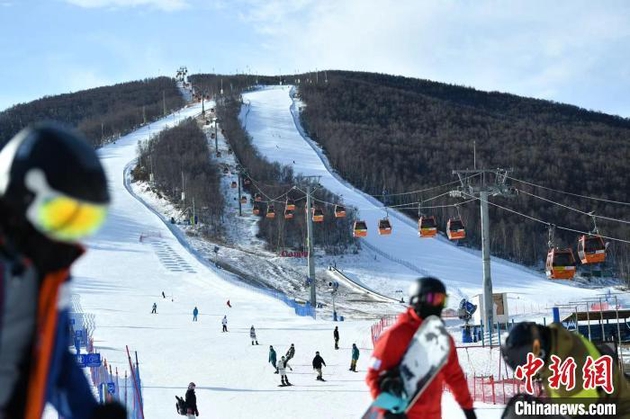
[175, 395, 187, 416]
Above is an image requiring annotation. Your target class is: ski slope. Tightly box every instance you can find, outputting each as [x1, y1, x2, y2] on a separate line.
[38, 102, 510, 419]
[240, 85, 614, 310]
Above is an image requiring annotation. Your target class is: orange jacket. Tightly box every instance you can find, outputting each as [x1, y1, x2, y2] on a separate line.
[366, 307, 473, 419]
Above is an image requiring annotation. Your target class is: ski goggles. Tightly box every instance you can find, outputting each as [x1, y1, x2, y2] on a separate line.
[421, 292, 448, 307]
[25, 170, 108, 243]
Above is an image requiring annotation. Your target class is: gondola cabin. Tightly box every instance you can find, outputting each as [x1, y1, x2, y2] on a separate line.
[545, 248, 576, 280]
[230, 181, 237, 189]
[216, 151, 222, 158]
[334, 205, 346, 218]
[378, 219, 392, 235]
[228, 148, 233, 155]
[312, 208, 324, 223]
[266, 205, 276, 219]
[353, 221, 368, 237]
[418, 216, 438, 238]
[243, 178, 251, 186]
[284, 209, 294, 219]
[285, 199, 296, 211]
[223, 167, 229, 174]
[240, 196, 247, 204]
[446, 218, 466, 240]
[577, 235, 606, 264]
[252, 204, 261, 216]
[254, 193, 262, 202]
[211, 133, 216, 139]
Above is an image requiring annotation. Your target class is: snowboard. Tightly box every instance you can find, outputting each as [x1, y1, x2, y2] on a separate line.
[361, 315, 451, 419]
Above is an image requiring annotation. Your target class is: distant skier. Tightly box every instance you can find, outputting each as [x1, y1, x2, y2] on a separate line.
[277, 356, 291, 386]
[162, 291, 166, 298]
[193, 306, 199, 321]
[250, 325, 259, 345]
[226, 300, 232, 308]
[285, 343, 295, 363]
[151, 302, 157, 314]
[312, 351, 327, 381]
[334, 326, 340, 350]
[350, 343, 359, 372]
[222, 315, 228, 332]
[269, 345, 278, 373]
[185, 382, 199, 418]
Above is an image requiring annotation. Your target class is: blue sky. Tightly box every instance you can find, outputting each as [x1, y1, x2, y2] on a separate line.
[1, 0, 629, 116]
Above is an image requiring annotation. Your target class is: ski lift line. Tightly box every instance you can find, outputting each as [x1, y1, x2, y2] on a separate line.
[460, 191, 630, 245]
[369, 174, 481, 198]
[247, 178, 297, 204]
[507, 176, 630, 206]
[415, 198, 477, 210]
[517, 189, 630, 225]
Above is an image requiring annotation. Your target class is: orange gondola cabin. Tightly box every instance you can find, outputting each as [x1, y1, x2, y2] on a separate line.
[577, 235, 606, 265]
[334, 205, 346, 218]
[418, 216, 438, 238]
[266, 205, 276, 219]
[254, 193, 262, 202]
[378, 219, 392, 235]
[285, 199, 296, 211]
[545, 248, 576, 280]
[312, 208, 324, 222]
[284, 209, 294, 219]
[446, 218, 466, 240]
[252, 204, 261, 216]
[230, 181, 237, 189]
[353, 221, 368, 237]
[240, 196, 247, 204]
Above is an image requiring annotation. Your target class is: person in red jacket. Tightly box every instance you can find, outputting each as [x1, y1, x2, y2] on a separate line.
[366, 277, 476, 419]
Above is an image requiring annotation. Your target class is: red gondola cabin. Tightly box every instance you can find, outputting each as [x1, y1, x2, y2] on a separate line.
[545, 248, 576, 280]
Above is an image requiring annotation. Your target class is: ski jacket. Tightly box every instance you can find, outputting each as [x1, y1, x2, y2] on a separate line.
[540, 323, 630, 417]
[366, 307, 473, 419]
[269, 348, 277, 364]
[277, 359, 287, 373]
[0, 235, 98, 419]
[185, 388, 198, 415]
[250, 327, 257, 339]
[352, 345, 360, 361]
[193, 308, 198, 316]
[286, 346, 295, 359]
[334, 328, 339, 341]
[312, 355, 326, 369]
[222, 317, 227, 325]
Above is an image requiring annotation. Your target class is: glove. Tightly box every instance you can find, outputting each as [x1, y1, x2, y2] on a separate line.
[378, 368, 403, 396]
[91, 402, 127, 419]
[463, 409, 477, 419]
[383, 412, 407, 419]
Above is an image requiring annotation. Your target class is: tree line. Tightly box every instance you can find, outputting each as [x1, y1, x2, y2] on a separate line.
[0, 77, 184, 148]
[134, 118, 224, 236]
[295, 71, 630, 282]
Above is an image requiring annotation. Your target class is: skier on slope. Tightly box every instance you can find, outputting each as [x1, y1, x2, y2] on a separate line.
[334, 326, 340, 350]
[350, 343, 360, 372]
[277, 356, 291, 386]
[0, 123, 125, 419]
[250, 325, 259, 345]
[222, 315, 228, 332]
[312, 351, 327, 381]
[269, 345, 278, 373]
[193, 306, 199, 321]
[366, 277, 476, 419]
[501, 321, 630, 419]
[185, 382, 199, 418]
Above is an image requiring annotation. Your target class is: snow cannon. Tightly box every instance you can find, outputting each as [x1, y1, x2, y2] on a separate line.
[458, 299, 477, 343]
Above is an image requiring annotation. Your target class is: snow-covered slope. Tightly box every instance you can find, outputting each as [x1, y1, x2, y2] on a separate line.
[240, 85, 617, 311]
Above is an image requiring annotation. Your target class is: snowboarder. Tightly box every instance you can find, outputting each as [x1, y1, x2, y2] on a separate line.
[185, 382, 199, 418]
[222, 315, 228, 332]
[334, 326, 340, 350]
[269, 345, 278, 373]
[501, 321, 630, 419]
[250, 325, 259, 345]
[366, 276, 476, 419]
[193, 306, 199, 321]
[312, 351, 327, 381]
[152, 302, 157, 314]
[285, 343, 295, 362]
[277, 356, 291, 386]
[0, 123, 126, 419]
[226, 299, 232, 308]
[350, 343, 359, 372]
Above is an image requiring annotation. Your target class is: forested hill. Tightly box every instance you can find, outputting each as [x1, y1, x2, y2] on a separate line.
[0, 77, 184, 148]
[296, 70, 630, 280]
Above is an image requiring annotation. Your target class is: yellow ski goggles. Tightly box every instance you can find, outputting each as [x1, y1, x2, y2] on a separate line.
[25, 169, 108, 243]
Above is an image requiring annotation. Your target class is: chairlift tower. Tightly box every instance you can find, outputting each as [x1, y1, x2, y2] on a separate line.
[450, 168, 516, 346]
[300, 176, 322, 308]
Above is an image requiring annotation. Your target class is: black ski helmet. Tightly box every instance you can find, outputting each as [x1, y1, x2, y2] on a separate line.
[0, 122, 109, 242]
[501, 322, 548, 371]
[408, 276, 447, 318]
